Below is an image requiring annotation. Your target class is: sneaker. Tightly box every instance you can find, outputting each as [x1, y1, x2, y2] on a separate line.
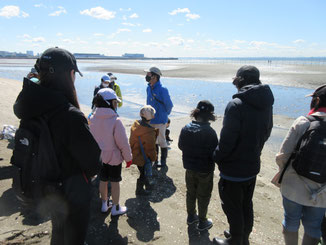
[187, 214, 199, 225]
[111, 204, 127, 216]
[101, 200, 109, 213]
[197, 218, 213, 231]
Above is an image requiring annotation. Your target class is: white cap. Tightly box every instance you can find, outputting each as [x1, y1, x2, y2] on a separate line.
[144, 66, 162, 76]
[97, 88, 121, 102]
[140, 105, 156, 120]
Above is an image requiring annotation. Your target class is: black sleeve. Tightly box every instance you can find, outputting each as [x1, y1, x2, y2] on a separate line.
[67, 109, 102, 178]
[214, 101, 241, 163]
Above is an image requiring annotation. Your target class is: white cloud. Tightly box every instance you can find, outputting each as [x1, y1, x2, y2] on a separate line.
[22, 35, 46, 43]
[293, 39, 305, 44]
[122, 22, 136, 27]
[117, 28, 131, 33]
[34, 3, 46, 8]
[62, 39, 74, 44]
[80, 7, 115, 20]
[143, 28, 152, 33]
[129, 13, 139, 18]
[93, 33, 104, 36]
[119, 8, 131, 12]
[0, 5, 29, 18]
[234, 40, 247, 44]
[56, 32, 63, 36]
[187, 39, 195, 44]
[186, 13, 200, 20]
[169, 8, 190, 15]
[49, 6, 67, 16]
[122, 15, 127, 21]
[207, 39, 227, 47]
[168, 36, 184, 46]
[250, 41, 277, 47]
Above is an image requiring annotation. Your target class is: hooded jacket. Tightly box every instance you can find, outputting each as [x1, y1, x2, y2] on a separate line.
[146, 81, 173, 124]
[214, 84, 274, 178]
[179, 121, 219, 173]
[129, 120, 158, 167]
[89, 107, 132, 165]
[14, 78, 102, 180]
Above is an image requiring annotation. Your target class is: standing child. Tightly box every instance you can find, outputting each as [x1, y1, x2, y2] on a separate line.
[89, 88, 132, 216]
[130, 105, 158, 195]
[178, 100, 218, 231]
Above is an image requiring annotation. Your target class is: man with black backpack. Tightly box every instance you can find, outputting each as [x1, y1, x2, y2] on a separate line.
[275, 85, 326, 245]
[145, 66, 173, 168]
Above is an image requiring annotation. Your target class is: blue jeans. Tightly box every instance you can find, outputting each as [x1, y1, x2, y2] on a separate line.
[282, 196, 326, 238]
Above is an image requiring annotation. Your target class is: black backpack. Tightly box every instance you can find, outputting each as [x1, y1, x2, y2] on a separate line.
[291, 115, 326, 183]
[10, 110, 63, 203]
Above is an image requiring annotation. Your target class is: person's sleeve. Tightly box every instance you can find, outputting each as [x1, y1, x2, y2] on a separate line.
[178, 128, 185, 151]
[275, 116, 310, 169]
[214, 101, 241, 164]
[144, 131, 157, 162]
[114, 119, 132, 162]
[116, 85, 123, 107]
[162, 88, 173, 115]
[67, 110, 102, 178]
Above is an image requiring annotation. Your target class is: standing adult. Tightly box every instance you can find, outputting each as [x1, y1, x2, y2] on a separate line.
[213, 65, 274, 245]
[145, 66, 173, 167]
[13, 47, 102, 245]
[275, 85, 326, 245]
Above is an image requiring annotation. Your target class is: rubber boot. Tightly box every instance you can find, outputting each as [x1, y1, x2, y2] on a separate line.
[135, 179, 150, 196]
[283, 227, 298, 245]
[301, 233, 320, 245]
[160, 147, 168, 167]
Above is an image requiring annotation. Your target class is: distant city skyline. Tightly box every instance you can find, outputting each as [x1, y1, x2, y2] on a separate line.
[0, 0, 326, 57]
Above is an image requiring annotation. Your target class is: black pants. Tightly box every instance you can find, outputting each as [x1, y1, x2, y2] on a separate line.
[50, 174, 92, 245]
[218, 177, 256, 242]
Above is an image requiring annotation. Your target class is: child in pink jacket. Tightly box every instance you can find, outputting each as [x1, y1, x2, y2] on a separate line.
[89, 88, 132, 216]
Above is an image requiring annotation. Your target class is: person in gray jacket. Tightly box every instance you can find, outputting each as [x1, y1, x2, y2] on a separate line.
[213, 66, 274, 245]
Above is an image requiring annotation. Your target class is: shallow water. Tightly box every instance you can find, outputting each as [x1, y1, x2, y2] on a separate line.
[0, 60, 313, 119]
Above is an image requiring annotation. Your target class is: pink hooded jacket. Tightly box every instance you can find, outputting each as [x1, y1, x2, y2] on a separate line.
[89, 108, 132, 166]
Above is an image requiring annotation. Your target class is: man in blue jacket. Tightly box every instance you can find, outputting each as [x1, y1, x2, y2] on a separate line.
[145, 66, 173, 167]
[213, 66, 274, 245]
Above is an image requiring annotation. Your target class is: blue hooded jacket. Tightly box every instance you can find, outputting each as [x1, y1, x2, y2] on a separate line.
[146, 80, 173, 124]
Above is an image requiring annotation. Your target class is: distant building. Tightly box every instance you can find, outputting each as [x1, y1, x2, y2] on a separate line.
[26, 50, 34, 56]
[74, 53, 106, 58]
[122, 53, 144, 58]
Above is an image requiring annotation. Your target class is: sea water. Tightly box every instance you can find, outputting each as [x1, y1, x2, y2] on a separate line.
[0, 60, 314, 119]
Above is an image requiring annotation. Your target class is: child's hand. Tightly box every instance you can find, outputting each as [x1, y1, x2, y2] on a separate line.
[126, 160, 132, 168]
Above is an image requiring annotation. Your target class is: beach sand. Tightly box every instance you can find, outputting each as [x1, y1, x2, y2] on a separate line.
[0, 63, 317, 244]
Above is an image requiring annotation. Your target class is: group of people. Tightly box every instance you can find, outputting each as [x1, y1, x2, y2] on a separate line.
[13, 47, 326, 245]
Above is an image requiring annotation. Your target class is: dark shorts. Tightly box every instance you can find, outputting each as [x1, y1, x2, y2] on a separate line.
[99, 163, 122, 182]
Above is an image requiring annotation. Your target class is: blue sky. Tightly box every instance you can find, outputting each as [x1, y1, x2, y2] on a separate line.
[0, 0, 326, 57]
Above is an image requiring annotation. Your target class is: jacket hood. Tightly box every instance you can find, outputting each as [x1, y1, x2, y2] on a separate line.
[14, 78, 69, 119]
[233, 84, 274, 109]
[131, 120, 156, 137]
[93, 107, 117, 119]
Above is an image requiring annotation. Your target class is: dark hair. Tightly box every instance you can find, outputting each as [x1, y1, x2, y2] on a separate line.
[310, 96, 326, 110]
[151, 72, 160, 81]
[92, 93, 115, 109]
[39, 69, 80, 109]
[190, 108, 216, 122]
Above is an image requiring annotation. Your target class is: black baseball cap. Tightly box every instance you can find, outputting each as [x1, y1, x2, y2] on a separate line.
[236, 65, 260, 80]
[196, 100, 214, 113]
[306, 85, 326, 98]
[36, 47, 83, 77]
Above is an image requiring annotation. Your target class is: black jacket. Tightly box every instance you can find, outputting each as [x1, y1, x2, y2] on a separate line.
[214, 84, 274, 178]
[14, 78, 102, 180]
[178, 121, 218, 173]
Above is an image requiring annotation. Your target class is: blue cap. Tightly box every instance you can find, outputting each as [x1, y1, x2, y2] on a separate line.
[101, 75, 110, 82]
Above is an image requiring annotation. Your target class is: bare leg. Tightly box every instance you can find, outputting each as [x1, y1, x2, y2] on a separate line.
[99, 181, 108, 201]
[111, 182, 120, 205]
